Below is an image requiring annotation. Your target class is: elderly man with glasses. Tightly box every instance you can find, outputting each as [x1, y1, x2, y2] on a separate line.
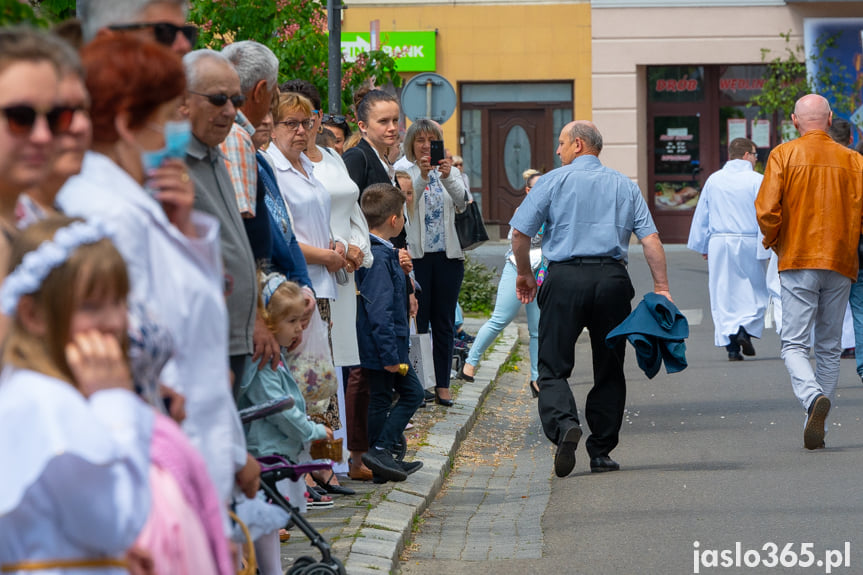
[78, 0, 197, 56]
[181, 49, 263, 392]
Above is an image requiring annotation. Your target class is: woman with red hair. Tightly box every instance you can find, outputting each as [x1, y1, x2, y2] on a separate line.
[57, 34, 239, 575]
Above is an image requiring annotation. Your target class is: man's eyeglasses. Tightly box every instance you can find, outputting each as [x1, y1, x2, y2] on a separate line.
[277, 118, 315, 132]
[321, 114, 347, 125]
[189, 91, 246, 108]
[1, 105, 75, 137]
[109, 22, 198, 48]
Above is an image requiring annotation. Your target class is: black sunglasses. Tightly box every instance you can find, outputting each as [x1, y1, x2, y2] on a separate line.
[321, 114, 347, 125]
[109, 21, 198, 48]
[1, 105, 74, 137]
[189, 91, 246, 108]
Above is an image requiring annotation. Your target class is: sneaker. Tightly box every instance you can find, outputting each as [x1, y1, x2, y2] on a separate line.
[399, 459, 423, 475]
[453, 339, 469, 351]
[804, 394, 830, 450]
[362, 448, 407, 482]
[841, 347, 855, 359]
[457, 330, 475, 344]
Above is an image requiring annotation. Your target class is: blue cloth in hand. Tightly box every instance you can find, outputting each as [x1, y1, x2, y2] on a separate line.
[605, 293, 689, 379]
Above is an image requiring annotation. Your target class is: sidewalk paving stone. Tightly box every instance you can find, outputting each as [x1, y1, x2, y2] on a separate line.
[279, 319, 519, 574]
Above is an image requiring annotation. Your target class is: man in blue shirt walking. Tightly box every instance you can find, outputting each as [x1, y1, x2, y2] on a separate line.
[510, 121, 672, 477]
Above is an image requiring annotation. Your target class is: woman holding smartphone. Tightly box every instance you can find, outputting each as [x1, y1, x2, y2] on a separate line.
[403, 119, 467, 406]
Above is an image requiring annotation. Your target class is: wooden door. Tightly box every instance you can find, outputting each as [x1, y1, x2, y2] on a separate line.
[487, 109, 550, 237]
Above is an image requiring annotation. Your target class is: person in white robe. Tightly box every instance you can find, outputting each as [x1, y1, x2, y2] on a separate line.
[687, 137, 770, 360]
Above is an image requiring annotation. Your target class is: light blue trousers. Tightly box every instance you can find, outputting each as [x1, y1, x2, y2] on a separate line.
[780, 268, 851, 413]
[466, 261, 540, 380]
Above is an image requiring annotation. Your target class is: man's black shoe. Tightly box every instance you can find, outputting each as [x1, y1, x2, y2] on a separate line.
[362, 449, 407, 482]
[736, 328, 755, 356]
[399, 460, 423, 475]
[590, 456, 620, 473]
[553, 425, 582, 478]
[804, 394, 830, 450]
[728, 351, 743, 361]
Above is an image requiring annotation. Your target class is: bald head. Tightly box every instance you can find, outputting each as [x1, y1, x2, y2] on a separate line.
[792, 94, 832, 135]
[556, 120, 602, 165]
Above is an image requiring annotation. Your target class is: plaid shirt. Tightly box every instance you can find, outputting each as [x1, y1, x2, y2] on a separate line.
[219, 111, 258, 217]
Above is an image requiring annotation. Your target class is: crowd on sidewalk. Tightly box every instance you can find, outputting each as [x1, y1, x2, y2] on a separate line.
[0, 2, 492, 573]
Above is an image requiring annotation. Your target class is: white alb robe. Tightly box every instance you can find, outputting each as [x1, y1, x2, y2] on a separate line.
[687, 159, 770, 347]
[0, 369, 153, 574]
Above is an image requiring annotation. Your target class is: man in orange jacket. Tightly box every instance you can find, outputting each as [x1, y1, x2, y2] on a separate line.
[756, 93, 863, 450]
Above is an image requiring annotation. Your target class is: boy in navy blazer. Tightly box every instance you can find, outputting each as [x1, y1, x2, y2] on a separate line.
[356, 183, 425, 482]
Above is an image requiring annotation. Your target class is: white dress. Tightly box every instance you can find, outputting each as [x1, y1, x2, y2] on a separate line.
[0, 369, 152, 574]
[687, 159, 770, 346]
[58, 152, 247, 508]
[311, 146, 372, 367]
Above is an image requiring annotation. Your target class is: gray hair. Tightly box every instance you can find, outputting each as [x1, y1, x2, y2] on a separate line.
[183, 49, 235, 91]
[568, 122, 603, 154]
[404, 119, 443, 163]
[78, 0, 189, 42]
[222, 41, 279, 95]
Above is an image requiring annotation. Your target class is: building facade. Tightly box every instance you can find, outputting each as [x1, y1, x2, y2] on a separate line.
[592, 0, 863, 242]
[342, 0, 591, 237]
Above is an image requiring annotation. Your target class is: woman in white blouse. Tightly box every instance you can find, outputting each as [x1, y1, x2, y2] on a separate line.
[279, 81, 372, 489]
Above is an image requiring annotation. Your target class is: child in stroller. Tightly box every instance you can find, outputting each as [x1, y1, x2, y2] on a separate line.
[237, 275, 339, 574]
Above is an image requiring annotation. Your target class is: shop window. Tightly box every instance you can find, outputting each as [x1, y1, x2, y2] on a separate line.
[654, 116, 700, 176]
[462, 82, 572, 104]
[647, 66, 705, 103]
[552, 108, 573, 169]
[503, 125, 531, 189]
[460, 108, 482, 200]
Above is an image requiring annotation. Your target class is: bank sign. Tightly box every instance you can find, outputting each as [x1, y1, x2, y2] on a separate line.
[341, 31, 436, 72]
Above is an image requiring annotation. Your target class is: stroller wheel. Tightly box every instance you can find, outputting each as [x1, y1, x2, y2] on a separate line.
[298, 563, 340, 575]
[392, 432, 407, 462]
[286, 556, 316, 575]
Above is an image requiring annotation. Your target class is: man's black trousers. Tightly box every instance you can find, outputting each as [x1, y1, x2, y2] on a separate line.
[536, 259, 635, 459]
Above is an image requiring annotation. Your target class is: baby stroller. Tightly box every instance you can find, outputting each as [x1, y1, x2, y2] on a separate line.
[238, 397, 347, 575]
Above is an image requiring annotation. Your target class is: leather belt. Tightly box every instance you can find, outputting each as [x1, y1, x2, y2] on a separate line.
[558, 256, 622, 265]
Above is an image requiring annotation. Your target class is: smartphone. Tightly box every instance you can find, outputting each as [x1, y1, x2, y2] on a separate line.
[430, 139, 445, 166]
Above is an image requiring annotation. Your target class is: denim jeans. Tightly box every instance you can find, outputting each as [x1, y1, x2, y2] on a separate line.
[466, 261, 540, 380]
[848, 266, 863, 377]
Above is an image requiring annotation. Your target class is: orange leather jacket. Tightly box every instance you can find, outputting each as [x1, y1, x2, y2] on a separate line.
[756, 130, 863, 280]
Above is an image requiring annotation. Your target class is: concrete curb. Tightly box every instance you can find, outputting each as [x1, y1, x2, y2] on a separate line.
[342, 323, 521, 574]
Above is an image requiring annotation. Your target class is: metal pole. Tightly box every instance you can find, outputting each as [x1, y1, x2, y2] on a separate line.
[327, 0, 342, 115]
[425, 79, 433, 119]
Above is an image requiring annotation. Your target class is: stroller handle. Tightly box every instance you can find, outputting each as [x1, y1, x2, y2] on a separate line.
[238, 395, 295, 424]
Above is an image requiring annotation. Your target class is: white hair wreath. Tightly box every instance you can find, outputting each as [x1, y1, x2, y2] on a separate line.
[0, 219, 116, 316]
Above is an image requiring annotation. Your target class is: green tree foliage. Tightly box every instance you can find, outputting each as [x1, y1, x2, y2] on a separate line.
[750, 31, 862, 126]
[1, 0, 75, 26]
[188, 0, 402, 117]
[458, 255, 496, 316]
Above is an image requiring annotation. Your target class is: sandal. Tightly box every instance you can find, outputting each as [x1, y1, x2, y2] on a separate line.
[305, 486, 334, 508]
[313, 469, 356, 496]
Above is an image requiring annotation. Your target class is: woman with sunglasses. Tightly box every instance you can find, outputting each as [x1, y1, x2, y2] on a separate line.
[0, 28, 74, 276]
[321, 113, 351, 155]
[16, 36, 91, 229]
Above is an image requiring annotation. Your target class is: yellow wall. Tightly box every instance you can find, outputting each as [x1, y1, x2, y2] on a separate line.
[343, 3, 592, 148]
